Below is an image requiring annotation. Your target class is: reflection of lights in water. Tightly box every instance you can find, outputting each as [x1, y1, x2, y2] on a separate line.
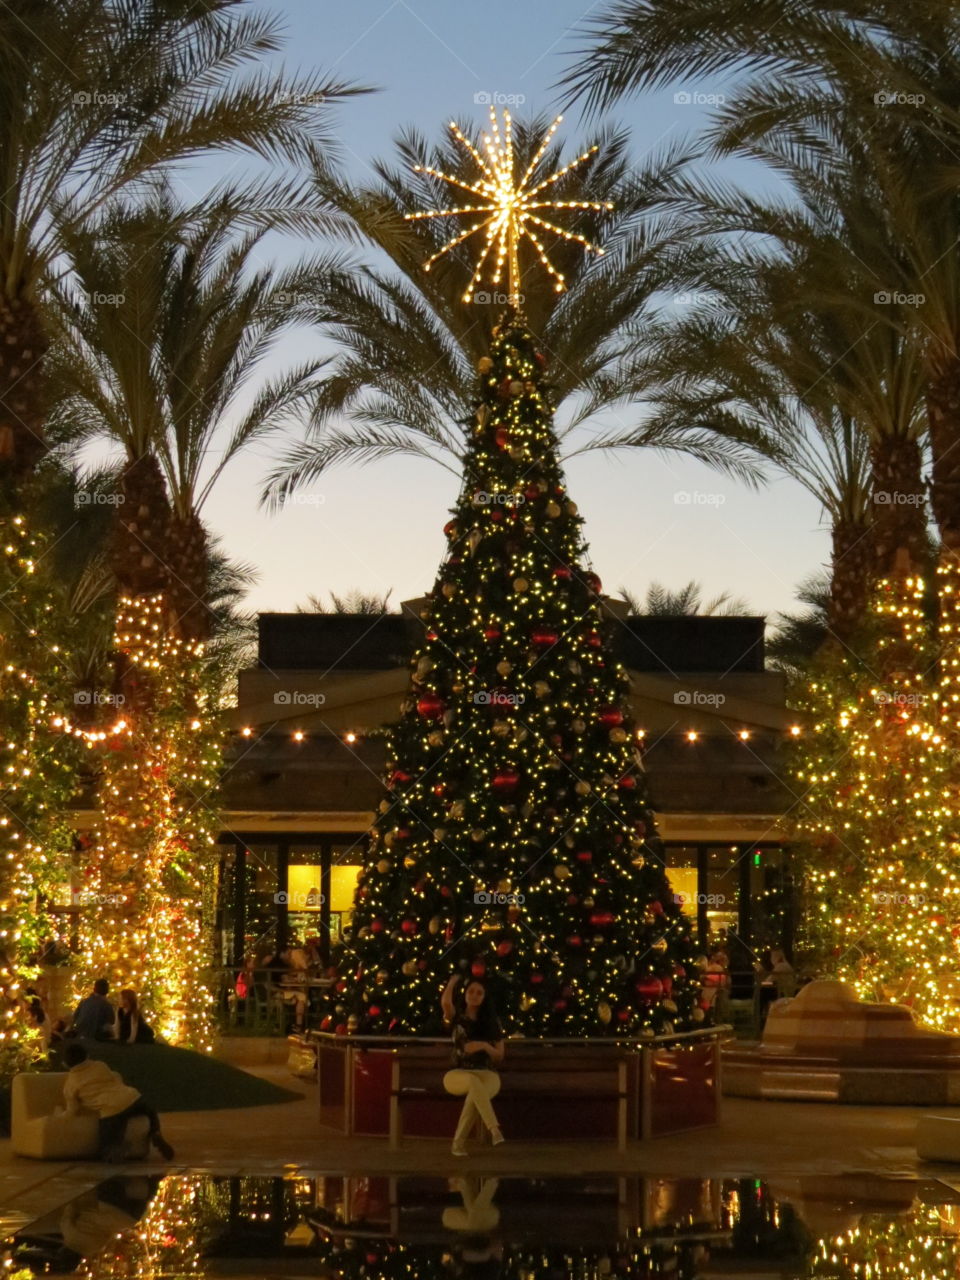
[5, 1175, 956, 1279]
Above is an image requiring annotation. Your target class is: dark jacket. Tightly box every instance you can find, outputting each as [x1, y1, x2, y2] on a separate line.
[116, 1008, 155, 1044]
[73, 993, 115, 1040]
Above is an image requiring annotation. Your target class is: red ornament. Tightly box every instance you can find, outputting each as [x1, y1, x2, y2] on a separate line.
[368, 1005, 381, 1017]
[554, 998, 568, 1011]
[616, 1007, 631, 1023]
[320, 1015, 332, 1031]
[494, 426, 510, 449]
[584, 572, 602, 594]
[552, 565, 573, 581]
[492, 768, 520, 793]
[576, 850, 593, 863]
[650, 900, 665, 916]
[567, 934, 583, 947]
[497, 378, 513, 399]
[370, 921, 384, 934]
[635, 977, 664, 1002]
[390, 769, 411, 787]
[660, 977, 673, 996]
[524, 486, 539, 501]
[400, 918, 417, 934]
[443, 519, 459, 539]
[589, 910, 615, 927]
[566, 893, 579, 906]
[530, 972, 544, 985]
[484, 626, 502, 642]
[496, 940, 513, 957]
[416, 693, 444, 720]
[598, 706, 623, 728]
[335, 1023, 347, 1035]
[531, 628, 559, 648]
[585, 631, 603, 648]
[471, 960, 486, 977]
[618, 774, 637, 790]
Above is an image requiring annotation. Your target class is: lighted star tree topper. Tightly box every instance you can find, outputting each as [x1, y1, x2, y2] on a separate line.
[404, 108, 613, 302]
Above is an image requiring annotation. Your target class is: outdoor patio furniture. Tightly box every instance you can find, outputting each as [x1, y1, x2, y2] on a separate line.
[11, 1072, 150, 1160]
[917, 1114, 960, 1161]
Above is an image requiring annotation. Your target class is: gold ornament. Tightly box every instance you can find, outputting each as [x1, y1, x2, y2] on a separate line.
[575, 780, 592, 795]
[598, 1001, 612, 1024]
[427, 730, 444, 747]
[546, 501, 562, 518]
[554, 864, 572, 880]
[471, 828, 486, 842]
[609, 727, 628, 744]
[442, 582, 457, 599]
[496, 659, 513, 676]
[402, 959, 417, 976]
[429, 916, 442, 934]
[513, 577, 529, 593]
[376, 859, 392, 874]
[478, 356, 494, 373]
[403, 854, 418, 869]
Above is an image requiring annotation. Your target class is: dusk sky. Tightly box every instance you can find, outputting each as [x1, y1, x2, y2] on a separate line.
[155, 0, 830, 623]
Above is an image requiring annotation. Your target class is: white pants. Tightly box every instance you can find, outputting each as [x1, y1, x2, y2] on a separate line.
[444, 1069, 501, 1141]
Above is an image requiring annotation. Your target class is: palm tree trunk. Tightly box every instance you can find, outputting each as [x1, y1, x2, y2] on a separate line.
[827, 517, 875, 643]
[870, 434, 929, 577]
[927, 360, 960, 558]
[0, 294, 48, 480]
[927, 359, 960, 740]
[112, 453, 170, 596]
[166, 511, 210, 643]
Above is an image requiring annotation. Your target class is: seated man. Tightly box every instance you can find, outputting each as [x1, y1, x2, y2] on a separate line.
[62, 1043, 175, 1162]
[71, 979, 115, 1041]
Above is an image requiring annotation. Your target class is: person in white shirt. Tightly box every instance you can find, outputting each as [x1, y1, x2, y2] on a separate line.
[62, 1042, 174, 1161]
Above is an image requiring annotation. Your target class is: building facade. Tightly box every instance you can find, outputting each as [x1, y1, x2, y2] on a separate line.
[215, 602, 799, 971]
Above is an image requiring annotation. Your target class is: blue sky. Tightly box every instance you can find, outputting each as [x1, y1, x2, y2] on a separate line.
[168, 0, 829, 622]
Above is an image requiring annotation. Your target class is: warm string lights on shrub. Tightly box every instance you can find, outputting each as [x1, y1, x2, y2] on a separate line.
[0, 515, 78, 1067]
[323, 315, 702, 1039]
[78, 1175, 205, 1278]
[793, 572, 960, 1028]
[78, 595, 221, 1051]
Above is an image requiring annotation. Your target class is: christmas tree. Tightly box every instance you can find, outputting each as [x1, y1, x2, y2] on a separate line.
[329, 312, 700, 1037]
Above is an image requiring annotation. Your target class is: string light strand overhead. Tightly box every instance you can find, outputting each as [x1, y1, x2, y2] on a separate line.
[404, 107, 613, 302]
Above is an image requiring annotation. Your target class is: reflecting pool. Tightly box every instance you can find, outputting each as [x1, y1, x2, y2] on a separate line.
[5, 1172, 960, 1278]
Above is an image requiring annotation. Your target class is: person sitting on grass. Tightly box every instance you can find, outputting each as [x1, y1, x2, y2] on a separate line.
[115, 990, 155, 1044]
[71, 978, 115, 1040]
[62, 1042, 175, 1162]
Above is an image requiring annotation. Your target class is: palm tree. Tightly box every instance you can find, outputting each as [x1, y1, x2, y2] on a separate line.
[560, 0, 960, 558]
[766, 575, 832, 679]
[263, 117, 776, 503]
[297, 590, 395, 614]
[49, 188, 344, 645]
[640, 225, 926, 639]
[619, 581, 752, 616]
[0, 0, 361, 483]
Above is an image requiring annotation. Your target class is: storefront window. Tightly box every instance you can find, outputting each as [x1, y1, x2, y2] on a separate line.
[329, 842, 363, 943]
[287, 847, 323, 947]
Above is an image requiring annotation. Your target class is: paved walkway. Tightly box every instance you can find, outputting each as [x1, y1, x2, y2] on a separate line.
[0, 1036, 950, 1230]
